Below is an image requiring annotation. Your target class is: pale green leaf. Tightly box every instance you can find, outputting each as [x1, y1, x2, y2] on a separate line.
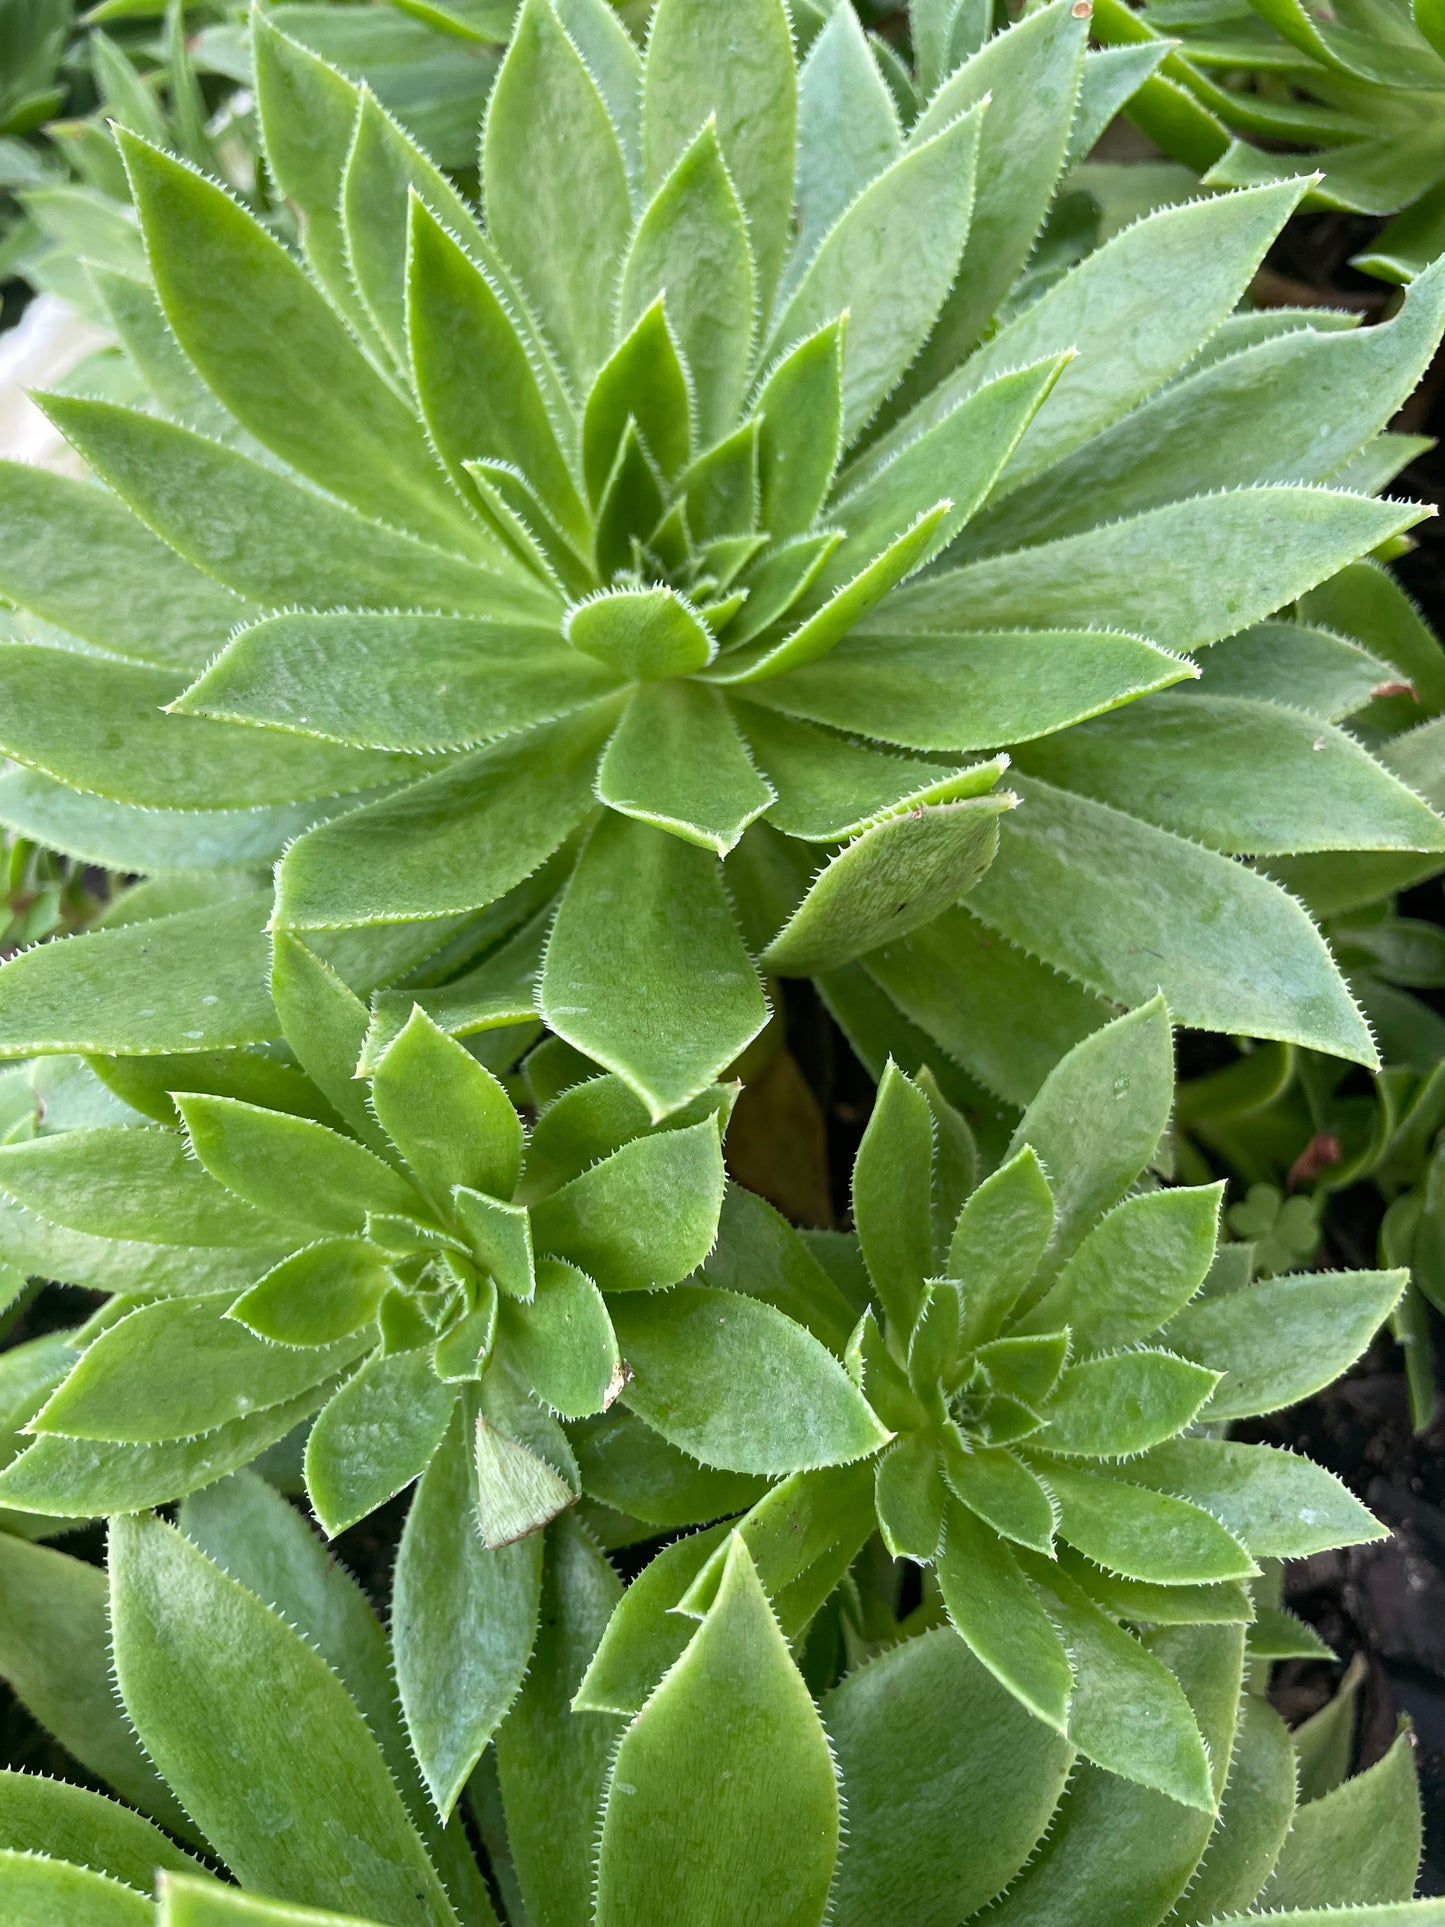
[851, 1060, 934, 1331]
[304, 1349, 456, 1536]
[1040, 1350, 1219, 1458]
[936, 1494, 1073, 1731]
[371, 1005, 523, 1205]
[597, 683, 775, 855]
[1117, 1438, 1383, 1558]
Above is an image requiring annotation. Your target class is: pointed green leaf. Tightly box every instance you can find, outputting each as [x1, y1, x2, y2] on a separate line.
[1040, 1350, 1218, 1458]
[754, 322, 845, 540]
[0, 1126, 290, 1248]
[942, 1437, 1058, 1555]
[455, 1188, 536, 1299]
[0, 1534, 188, 1830]
[110, 1514, 456, 1925]
[620, 122, 754, 448]
[495, 1516, 623, 1926]
[0, 1851, 150, 1926]
[700, 1184, 860, 1354]
[767, 102, 983, 438]
[570, 1407, 767, 1530]
[1165, 1269, 1406, 1420]
[304, 1349, 456, 1535]
[747, 624, 1187, 748]
[1016, 1185, 1223, 1353]
[230, 1241, 393, 1348]
[0, 460, 249, 672]
[158, 1876, 391, 1926]
[936, 1494, 1072, 1731]
[852, 1060, 934, 1331]
[824, 1627, 1072, 1927]
[38, 397, 534, 622]
[275, 705, 615, 929]
[794, 7, 900, 270]
[1171, 1694, 1295, 1926]
[540, 814, 767, 1118]
[178, 1095, 419, 1235]
[760, 794, 1007, 975]
[643, 0, 797, 309]
[1265, 1727, 1421, 1910]
[483, 0, 631, 384]
[0, 1772, 193, 1895]
[612, 1285, 888, 1474]
[1024, 1558, 1214, 1811]
[184, 612, 606, 754]
[0, 894, 274, 1059]
[500, 1257, 621, 1418]
[875, 1431, 946, 1560]
[32, 1294, 360, 1443]
[1045, 1461, 1255, 1584]
[394, 1404, 542, 1816]
[594, 1535, 838, 1927]
[883, 489, 1424, 654]
[474, 1410, 578, 1546]
[117, 131, 476, 555]
[1125, 1441, 1387, 1557]
[598, 683, 775, 855]
[372, 1005, 523, 1206]
[530, 1116, 724, 1290]
[270, 935, 383, 1149]
[574, 1522, 732, 1716]
[950, 1147, 1056, 1346]
[584, 300, 692, 502]
[407, 194, 588, 546]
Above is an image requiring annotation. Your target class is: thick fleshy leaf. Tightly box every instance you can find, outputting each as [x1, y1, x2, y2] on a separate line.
[269, 935, 383, 1150]
[824, 1627, 1073, 1927]
[304, 1349, 457, 1536]
[1265, 1728, 1421, 1910]
[0, 1534, 188, 1830]
[701, 1185, 859, 1353]
[1025, 1560, 1214, 1811]
[394, 1404, 542, 1817]
[540, 814, 767, 1118]
[275, 705, 615, 929]
[767, 102, 984, 438]
[875, 1432, 947, 1561]
[500, 1258, 620, 1418]
[1166, 1268, 1406, 1419]
[1040, 1350, 1219, 1458]
[229, 1242, 393, 1348]
[593, 1536, 838, 1927]
[0, 1126, 291, 1248]
[483, 0, 631, 384]
[612, 1285, 888, 1473]
[747, 626, 1188, 749]
[598, 683, 775, 855]
[1016, 1185, 1222, 1353]
[881, 489, 1423, 654]
[117, 132, 476, 555]
[1016, 695, 1445, 857]
[0, 1773, 193, 1895]
[1045, 1461, 1255, 1584]
[0, 894, 275, 1060]
[184, 612, 605, 754]
[1172, 1695, 1296, 1926]
[950, 1147, 1055, 1345]
[0, 1382, 331, 1518]
[0, 1851, 150, 1926]
[569, 1407, 766, 1529]
[110, 1514, 456, 1925]
[407, 196, 587, 547]
[584, 301, 692, 501]
[936, 1495, 1072, 1732]
[971, 780, 1376, 1068]
[39, 397, 531, 620]
[793, 7, 900, 272]
[942, 1437, 1057, 1555]
[643, 0, 797, 309]
[568, 586, 714, 679]
[1009, 997, 1174, 1277]
[851, 1060, 935, 1331]
[574, 1522, 732, 1716]
[158, 1877, 394, 1926]
[495, 1517, 622, 1926]
[754, 323, 845, 541]
[530, 1117, 724, 1290]
[0, 460, 248, 671]
[620, 122, 754, 448]
[454, 1189, 535, 1299]
[31, 1294, 361, 1443]
[178, 1096, 419, 1235]
[1117, 1438, 1383, 1558]
[760, 796, 1007, 975]
[372, 1005, 523, 1205]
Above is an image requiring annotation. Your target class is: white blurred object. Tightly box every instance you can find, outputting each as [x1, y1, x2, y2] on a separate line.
[0, 294, 110, 473]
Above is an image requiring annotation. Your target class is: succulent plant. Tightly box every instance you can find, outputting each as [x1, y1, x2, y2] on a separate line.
[1095, 0, 1445, 282]
[0, 0, 1442, 1122]
[0, 1467, 1432, 1927]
